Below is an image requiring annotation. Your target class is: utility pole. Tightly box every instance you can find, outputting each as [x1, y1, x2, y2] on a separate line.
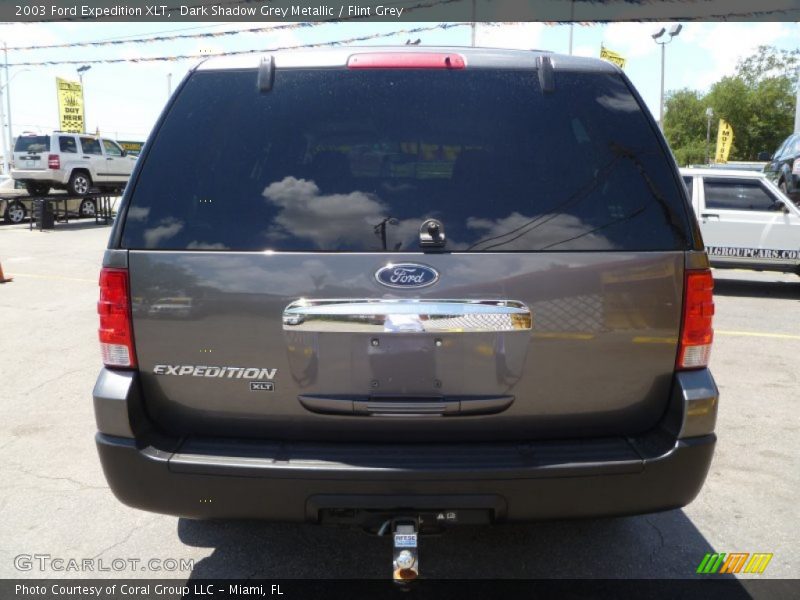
[705, 107, 714, 164]
[0, 83, 8, 174]
[568, 1, 575, 55]
[167, 73, 172, 99]
[652, 24, 683, 130]
[4, 43, 12, 154]
[795, 68, 800, 133]
[470, 0, 477, 47]
[77, 65, 91, 134]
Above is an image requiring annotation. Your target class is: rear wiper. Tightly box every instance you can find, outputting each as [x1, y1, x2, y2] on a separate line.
[609, 142, 689, 246]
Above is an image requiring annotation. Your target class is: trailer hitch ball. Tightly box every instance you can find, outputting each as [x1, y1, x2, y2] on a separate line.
[392, 521, 419, 582]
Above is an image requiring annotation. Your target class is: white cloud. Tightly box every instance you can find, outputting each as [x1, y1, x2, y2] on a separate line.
[475, 23, 546, 50]
[573, 44, 596, 59]
[686, 22, 794, 91]
[601, 22, 662, 59]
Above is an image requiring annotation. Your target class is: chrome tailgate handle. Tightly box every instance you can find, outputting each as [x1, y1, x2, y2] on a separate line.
[283, 299, 532, 333]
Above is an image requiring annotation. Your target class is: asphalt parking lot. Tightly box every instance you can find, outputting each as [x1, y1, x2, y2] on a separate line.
[0, 220, 798, 581]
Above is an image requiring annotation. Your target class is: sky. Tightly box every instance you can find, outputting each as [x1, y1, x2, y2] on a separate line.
[0, 20, 797, 144]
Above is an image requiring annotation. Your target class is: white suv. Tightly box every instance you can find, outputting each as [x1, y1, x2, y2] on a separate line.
[11, 132, 136, 196]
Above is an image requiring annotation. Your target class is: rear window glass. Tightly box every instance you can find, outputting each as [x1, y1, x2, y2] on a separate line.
[121, 68, 691, 252]
[682, 176, 693, 199]
[14, 136, 50, 153]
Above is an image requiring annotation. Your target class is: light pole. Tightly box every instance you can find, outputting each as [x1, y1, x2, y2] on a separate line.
[705, 107, 714, 164]
[0, 68, 31, 173]
[652, 24, 682, 130]
[0, 83, 8, 174]
[77, 65, 91, 133]
[794, 68, 799, 133]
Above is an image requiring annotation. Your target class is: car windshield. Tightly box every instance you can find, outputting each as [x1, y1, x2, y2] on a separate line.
[122, 68, 691, 252]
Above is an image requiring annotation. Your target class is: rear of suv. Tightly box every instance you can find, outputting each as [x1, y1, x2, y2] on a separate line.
[94, 48, 718, 528]
[12, 131, 135, 197]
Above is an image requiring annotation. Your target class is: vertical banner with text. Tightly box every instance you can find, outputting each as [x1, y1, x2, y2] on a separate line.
[56, 77, 84, 133]
[714, 119, 734, 163]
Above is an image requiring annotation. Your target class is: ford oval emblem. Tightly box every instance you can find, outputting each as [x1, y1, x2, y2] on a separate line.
[375, 263, 439, 289]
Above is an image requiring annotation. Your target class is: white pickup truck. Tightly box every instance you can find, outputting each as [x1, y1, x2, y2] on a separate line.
[681, 168, 800, 276]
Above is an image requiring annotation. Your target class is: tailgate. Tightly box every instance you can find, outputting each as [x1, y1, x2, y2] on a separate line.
[129, 251, 683, 442]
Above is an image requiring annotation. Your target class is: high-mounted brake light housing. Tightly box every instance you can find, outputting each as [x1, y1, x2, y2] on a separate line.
[347, 52, 466, 69]
[677, 269, 714, 370]
[98, 267, 137, 368]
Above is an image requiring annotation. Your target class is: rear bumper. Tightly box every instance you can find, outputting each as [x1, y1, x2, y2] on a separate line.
[94, 365, 718, 522]
[96, 431, 715, 521]
[11, 169, 67, 185]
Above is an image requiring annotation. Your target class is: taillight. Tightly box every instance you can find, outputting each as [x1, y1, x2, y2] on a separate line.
[677, 269, 714, 370]
[48, 154, 60, 169]
[98, 267, 137, 368]
[347, 52, 466, 69]
[792, 159, 800, 175]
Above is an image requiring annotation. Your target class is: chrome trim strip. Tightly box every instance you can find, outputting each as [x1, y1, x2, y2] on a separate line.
[282, 299, 532, 333]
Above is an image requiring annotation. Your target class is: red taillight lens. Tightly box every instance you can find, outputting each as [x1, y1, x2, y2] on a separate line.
[48, 154, 60, 169]
[677, 269, 714, 370]
[347, 52, 466, 69]
[98, 267, 137, 368]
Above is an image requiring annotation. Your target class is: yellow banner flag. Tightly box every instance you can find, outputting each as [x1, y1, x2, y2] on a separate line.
[56, 77, 84, 133]
[714, 119, 734, 163]
[600, 45, 626, 69]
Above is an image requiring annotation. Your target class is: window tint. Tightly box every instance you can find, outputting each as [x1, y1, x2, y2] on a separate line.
[704, 179, 779, 211]
[59, 136, 78, 153]
[80, 137, 102, 155]
[121, 69, 691, 252]
[14, 135, 50, 153]
[682, 176, 693, 199]
[102, 139, 122, 156]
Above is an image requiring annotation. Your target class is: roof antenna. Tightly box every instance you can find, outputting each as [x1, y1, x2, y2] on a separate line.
[257, 55, 275, 93]
[537, 55, 555, 93]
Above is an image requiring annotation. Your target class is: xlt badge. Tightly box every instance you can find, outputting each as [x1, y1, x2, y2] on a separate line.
[375, 263, 439, 289]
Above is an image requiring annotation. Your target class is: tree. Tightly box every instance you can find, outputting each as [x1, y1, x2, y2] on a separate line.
[737, 45, 800, 87]
[663, 45, 797, 164]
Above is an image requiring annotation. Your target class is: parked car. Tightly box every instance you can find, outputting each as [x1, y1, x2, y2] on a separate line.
[0, 175, 28, 223]
[0, 174, 100, 224]
[94, 48, 718, 571]
[760, 132, 800, 203]
[11, 131, 136, 197]
[681, 168, 800, 275]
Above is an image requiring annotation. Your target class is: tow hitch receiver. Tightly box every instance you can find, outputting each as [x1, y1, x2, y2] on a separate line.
[392, 519, 419, 582]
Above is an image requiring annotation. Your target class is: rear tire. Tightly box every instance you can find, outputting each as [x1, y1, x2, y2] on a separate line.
[25, 182, 50, 196]
[67, 171, 91, 196]
[3, 200, 27, 224]
[78, 198, 96, 218]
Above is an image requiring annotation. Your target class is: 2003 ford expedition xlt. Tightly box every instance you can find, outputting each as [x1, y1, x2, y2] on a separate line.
[94, 48, 718, 544]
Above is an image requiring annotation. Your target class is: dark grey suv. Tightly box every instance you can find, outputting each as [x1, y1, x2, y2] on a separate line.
[94, 48, 718, 539]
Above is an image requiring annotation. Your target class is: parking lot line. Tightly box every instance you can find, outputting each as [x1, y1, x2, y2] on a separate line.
[716, 330, 800, 341]
[8, 272, 96, 284]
